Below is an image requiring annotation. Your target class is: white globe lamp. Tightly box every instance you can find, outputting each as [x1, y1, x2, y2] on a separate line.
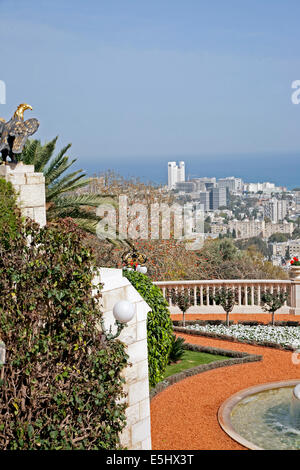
[136, 265, 147, 274]
[113, 300, 135, 324]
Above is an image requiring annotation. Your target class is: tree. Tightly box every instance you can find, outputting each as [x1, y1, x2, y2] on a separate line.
[268, 233, 289, 243]
[213, 287, 235, 326]
[261, 290, 288, 326]
[171, 289, 193, 327]
[19, 138, 115, 233]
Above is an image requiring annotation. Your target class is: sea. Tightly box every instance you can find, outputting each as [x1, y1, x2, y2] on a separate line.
[80, 152, 300, 190]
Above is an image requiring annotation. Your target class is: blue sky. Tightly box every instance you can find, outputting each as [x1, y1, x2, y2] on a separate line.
[0, 0, 300, 186]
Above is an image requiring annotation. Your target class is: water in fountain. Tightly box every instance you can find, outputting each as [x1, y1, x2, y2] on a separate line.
[290, 384, 300, 430]
[230, 384, 300, 449]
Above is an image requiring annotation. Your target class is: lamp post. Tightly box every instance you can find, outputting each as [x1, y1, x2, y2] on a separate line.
[100, 300, 136, 340]
[113, 300, 135, 323]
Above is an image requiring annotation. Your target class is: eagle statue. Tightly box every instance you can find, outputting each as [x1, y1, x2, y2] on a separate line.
[0, 103, 39, 164]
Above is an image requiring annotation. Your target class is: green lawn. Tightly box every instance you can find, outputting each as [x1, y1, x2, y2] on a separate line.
[163, 350, 229, 378]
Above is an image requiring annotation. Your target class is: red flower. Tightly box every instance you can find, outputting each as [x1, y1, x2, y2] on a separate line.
[294, 257, 299, 261]
[291, 260, 295, 264]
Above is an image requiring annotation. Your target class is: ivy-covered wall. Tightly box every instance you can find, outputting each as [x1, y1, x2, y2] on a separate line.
[124, 270, 173, 387]
[0, 217, 128, 450]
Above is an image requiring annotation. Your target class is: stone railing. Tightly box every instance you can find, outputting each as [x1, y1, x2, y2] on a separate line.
[155, 279, 300, 315]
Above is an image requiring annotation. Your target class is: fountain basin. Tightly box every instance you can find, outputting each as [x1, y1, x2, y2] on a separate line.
[218, 380, 300, 450]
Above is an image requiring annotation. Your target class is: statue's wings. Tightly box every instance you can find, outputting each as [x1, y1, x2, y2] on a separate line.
[10, 118, 40, 154]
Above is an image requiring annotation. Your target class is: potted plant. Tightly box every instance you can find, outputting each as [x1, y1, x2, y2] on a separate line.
[290, 257, 300, 280]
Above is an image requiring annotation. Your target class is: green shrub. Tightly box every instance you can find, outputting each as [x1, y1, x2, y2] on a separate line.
[0, 217, 128, 450]
[168, 335, 186, 364]
[0, 178, 19, 247]
[124, 270, 173, 387]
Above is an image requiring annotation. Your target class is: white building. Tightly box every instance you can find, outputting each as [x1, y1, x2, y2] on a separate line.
[168, 161, 185, 189]
[218, 177, 243, 193]
[263, 198, 288, 223]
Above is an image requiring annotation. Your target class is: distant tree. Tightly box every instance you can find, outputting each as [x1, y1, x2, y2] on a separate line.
[213, 287, 235, 326]
[235, 237, 270, 258]
[261, 290, 288, 326]
[285, 246, 290, 260]
[292, 227, 300, 239]
[204, 221, 211, 233]
[268, 233, 289, 243]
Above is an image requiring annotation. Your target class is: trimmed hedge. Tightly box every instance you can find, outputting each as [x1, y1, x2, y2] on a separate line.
[124, 270, 173, 387]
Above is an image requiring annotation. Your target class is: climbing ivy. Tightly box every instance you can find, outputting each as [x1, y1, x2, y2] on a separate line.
[124, 270, 173, 387]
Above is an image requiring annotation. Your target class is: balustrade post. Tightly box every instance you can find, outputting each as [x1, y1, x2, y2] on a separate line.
[290, 280, 300, 315]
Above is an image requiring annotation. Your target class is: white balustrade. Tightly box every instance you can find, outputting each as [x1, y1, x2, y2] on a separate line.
[155, 279, 296, 315]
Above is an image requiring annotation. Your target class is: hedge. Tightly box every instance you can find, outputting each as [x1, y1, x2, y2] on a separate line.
[124, 270, 173, 387]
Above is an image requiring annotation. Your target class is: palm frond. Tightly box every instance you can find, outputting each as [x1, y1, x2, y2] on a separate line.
[33, 137, 58, 172]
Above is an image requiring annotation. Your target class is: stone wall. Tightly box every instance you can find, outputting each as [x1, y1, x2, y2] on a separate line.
[95, 268, 152, 450]
[0, 162, 46, 227]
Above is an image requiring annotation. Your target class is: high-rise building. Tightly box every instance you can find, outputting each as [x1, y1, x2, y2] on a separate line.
[218, 177, 243, 193]
[175, 181, 196, 193]
[167, 161, 185, 189]
[209, 187, 227, 210]
[263, 198, 287, 223]
[199, 191, 210, 211]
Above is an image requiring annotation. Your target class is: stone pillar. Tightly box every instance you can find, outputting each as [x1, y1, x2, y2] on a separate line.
[0, 162, 46, 227]
[290, 281, 300, 315]
[95, 268, 152, 450]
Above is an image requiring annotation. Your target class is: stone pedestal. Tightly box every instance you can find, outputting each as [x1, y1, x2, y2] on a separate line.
[94, 268, 152, 450]
[0, 162, 46, 227]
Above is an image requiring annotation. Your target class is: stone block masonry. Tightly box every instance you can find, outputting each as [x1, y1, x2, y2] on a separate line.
[96, 268, 152, 450]
[0, 162, 46, 227]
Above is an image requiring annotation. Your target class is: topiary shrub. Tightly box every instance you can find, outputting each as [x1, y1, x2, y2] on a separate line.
[124, 270, 173, 387]
[0, 178, 19, 247]
[0, 217, 128, 450]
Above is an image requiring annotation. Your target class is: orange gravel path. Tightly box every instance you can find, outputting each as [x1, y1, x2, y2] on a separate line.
[150, 332, 300, 450]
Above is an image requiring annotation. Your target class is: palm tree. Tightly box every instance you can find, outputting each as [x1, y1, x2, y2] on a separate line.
[19, 137, 116, 234]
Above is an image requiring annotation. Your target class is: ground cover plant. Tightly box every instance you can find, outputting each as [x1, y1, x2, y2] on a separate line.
[164, 350, 229, 378]
[186, 323, 300, 349]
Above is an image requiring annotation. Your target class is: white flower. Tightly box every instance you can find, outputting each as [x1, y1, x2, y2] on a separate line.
[187, 324, 300, 348]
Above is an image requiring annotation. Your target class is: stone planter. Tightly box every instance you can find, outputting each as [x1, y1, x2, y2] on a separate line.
[290, 265, 300, 280]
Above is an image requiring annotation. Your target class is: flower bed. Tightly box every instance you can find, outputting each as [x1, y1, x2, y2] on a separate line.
[186, 323, 300, 349]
